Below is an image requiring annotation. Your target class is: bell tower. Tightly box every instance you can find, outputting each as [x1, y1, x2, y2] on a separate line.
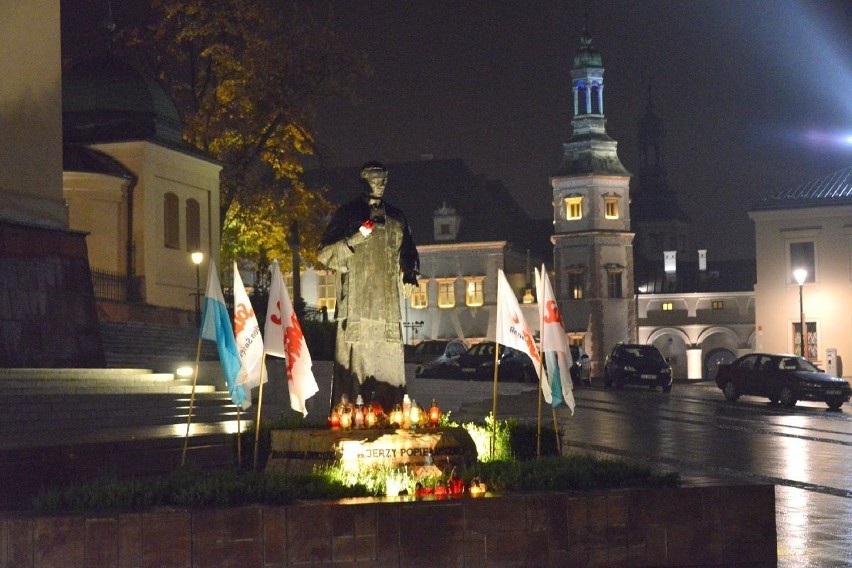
[551, 23, 635, 378]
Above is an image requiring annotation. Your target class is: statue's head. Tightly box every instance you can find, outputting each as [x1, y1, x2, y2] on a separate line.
[360, 161, 388, 199]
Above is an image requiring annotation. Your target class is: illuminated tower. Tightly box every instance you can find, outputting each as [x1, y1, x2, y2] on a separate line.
[551, 24, 634, 377]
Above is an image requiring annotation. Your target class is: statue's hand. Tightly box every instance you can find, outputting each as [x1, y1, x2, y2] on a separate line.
[358, 219, 375, 237]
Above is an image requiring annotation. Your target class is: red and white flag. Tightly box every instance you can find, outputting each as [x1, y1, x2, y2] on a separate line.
[495, 269, 541, 381]
[264, 260, 318, 416]
[536, 266, 575, 414]
[233, 262, 267, 392]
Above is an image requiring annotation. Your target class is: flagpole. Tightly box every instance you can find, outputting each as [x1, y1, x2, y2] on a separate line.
[236, 405, 242, 466]
[181, 337, 204, 467]
[536, 267, 544, 459]
[253, 354, 268, 470]
[536, 358, 544, 459]
[490, 345, 499, 460]
[551, 406, 562, 455]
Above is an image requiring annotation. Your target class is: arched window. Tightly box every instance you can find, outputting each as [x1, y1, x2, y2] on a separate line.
[163, 192, 180, 249]
[186, 198, 200, 252]
[576, 81, 587, 116]
[590, 85, 601, 114]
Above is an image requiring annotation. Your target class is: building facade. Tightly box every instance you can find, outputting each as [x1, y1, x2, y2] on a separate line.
[749, 166, 852, 377]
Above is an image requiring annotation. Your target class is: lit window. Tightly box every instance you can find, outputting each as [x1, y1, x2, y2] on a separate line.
[793, 321, 818, 360]
[607, 271, 622, 298]
[464, 277, 485, 307]
[437, 279, 456, 308]
[661, 302, 673, 311]
[567, 271, 584, 300]
[788, 241, 815, 284]
[410, 280, 428, 309]
[185, 198, 200, 252]
[604, 197, 619, 219]
[317, 271, 336, 312]
[711, 300, 724, 310]
[284, 272, 295, 300]
[163, 192, 180, 249]
[564, 197, 583, 220]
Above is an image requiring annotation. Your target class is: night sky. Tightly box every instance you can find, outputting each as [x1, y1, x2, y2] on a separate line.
[63, 1, 852, 261]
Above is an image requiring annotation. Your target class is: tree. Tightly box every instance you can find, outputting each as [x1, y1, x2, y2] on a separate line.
[119, 0, 367, 270]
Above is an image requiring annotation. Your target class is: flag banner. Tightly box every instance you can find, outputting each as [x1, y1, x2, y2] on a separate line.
[264, 260, 319, 416]
[495, 269, 541, 381]
[200, 259, 249, 409]
[536, 266, 576, 414]
[233, 262, 267, 391]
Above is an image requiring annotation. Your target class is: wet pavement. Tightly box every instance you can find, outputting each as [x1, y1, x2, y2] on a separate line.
[455, 381, 852, 568]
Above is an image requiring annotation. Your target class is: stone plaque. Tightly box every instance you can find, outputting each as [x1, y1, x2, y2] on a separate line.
[267, 427, 478, 475]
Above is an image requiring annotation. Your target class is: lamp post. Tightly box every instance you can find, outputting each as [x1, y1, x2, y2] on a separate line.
[793, 268, 807, 358]
[191, 251, 204, 327]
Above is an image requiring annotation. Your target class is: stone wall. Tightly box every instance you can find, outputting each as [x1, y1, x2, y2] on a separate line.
[0, 484, 776, 567]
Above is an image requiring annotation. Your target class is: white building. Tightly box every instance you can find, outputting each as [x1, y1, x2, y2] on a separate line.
[750, 166, 852, 377]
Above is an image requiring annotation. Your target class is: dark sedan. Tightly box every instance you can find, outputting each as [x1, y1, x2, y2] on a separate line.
[453, 341, 535, 383]
[715, 353, 852, 410]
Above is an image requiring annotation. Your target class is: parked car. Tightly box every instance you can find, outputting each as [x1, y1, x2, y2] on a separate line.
[453, 341, 536, 383]
[715, 353, 852, 410]
[413, 339, 468, 378]
[569, 345, 591, 386]
[604, 343, 673, 392]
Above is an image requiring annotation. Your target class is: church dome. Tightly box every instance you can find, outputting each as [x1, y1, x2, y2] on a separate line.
[572, 27, 602, 69]
[63, 56, 184, 145]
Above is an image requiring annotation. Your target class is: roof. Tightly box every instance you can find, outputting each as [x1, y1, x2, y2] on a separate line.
[634, 258, 756, 294]
[62, 56, 184, 146]
[63, 145, 135, 179]
[303, 159, 552, 258]
[751, 164, 852, 211]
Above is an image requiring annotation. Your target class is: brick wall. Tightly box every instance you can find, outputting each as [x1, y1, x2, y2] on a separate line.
[0, 485, 776, 567]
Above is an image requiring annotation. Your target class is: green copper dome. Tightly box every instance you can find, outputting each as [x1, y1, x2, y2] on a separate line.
[63, 56, 184, 145]
[572, 28, 602, 69]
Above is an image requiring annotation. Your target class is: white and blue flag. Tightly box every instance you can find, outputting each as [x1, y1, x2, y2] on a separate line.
[201, 259, 250, 409]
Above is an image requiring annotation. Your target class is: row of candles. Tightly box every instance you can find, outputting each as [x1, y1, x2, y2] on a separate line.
[329, 394, 442, 430]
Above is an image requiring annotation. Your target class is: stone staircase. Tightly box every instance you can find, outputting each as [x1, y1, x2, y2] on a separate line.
[100, 321, 219, 372]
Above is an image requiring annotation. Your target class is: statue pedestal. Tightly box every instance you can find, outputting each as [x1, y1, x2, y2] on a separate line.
[267, 427, 478, 475]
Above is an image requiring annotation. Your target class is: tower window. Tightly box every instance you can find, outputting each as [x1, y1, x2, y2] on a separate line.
[564, 197, 583, 220]
[607, 271, 623, 298]
[711, 300, 724, 310]
[590, 84, 601, 114]
[661, 302, 673, 311]
[604, 196, 619, 219]
[567, 270, 584, 300]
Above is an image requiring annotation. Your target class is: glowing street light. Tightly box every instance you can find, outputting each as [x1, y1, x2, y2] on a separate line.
[191, 251, 204, 327]
[793, 268, 807, 358]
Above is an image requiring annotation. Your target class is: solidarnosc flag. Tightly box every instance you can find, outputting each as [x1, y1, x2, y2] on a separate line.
[495, 269, 541, 381]
[264, 260, 319, 416]
[535, 266, 576, 414]
[233, 262, 267, 392]
[200, 259, 249, 409]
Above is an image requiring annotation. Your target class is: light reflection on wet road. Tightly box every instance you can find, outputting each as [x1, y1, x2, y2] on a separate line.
[473, 383, 852, 567]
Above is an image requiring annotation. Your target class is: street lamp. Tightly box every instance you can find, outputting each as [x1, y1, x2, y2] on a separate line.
[191, 251, 204, 327]
[793, 268, 807, 358]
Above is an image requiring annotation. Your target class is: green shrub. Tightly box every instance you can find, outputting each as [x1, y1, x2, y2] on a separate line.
[32, 467, 370, 513]
[466, 454, 679, 493]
